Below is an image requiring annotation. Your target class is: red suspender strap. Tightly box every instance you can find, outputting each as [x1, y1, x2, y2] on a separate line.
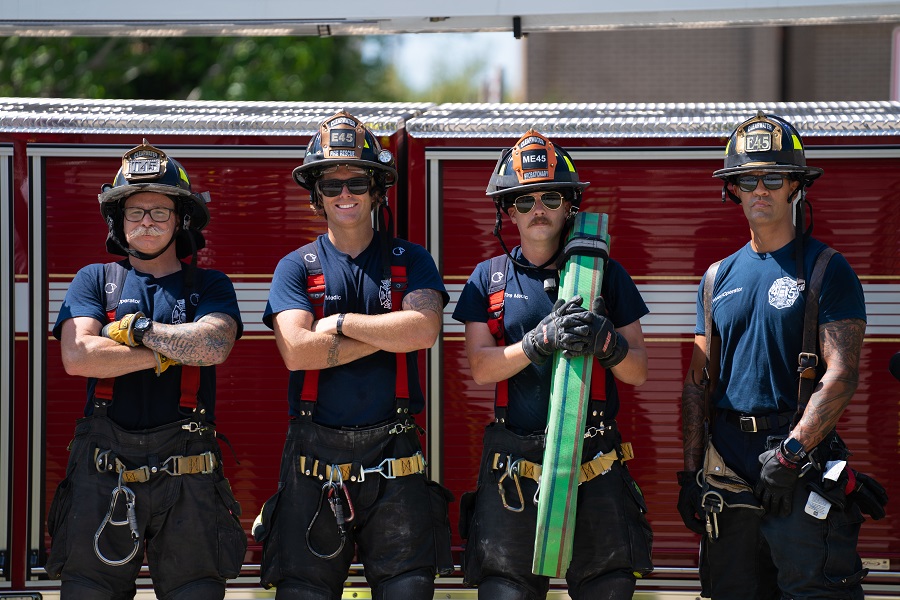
[486, 255, 510, 416]
[93, 305, 119, 401]
[391, 264, 410, 399]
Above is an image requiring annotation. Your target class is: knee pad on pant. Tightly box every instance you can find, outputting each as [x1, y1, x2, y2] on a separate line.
[373, 568, 434, 600]
[570, 570, 636, 600]
[162, 578, 226, 600]
[273, 581, 333, 600]
[477, 576, 541, 600]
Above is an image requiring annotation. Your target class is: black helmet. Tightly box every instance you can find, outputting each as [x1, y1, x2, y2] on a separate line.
[713, 112, 823, 183]
[98, 140, 210, 259]
[292, 110, 398, 195]
[486, 129, 589, 209]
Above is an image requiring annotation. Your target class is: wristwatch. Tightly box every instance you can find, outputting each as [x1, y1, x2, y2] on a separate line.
[781, 437, 808, 463]
[132, 316, 153, 345]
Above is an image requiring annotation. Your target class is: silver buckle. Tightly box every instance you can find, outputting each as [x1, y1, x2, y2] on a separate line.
[739, 416, 758, 433]
[360, 457, 395, 482]
[161, 455, 185, 476]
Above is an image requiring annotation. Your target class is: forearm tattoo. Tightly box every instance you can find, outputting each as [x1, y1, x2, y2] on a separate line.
[327, 334, 341, 367]
[794, 319, 865, 447]
[402, 288, 444, 317]
[145, 313, 237, 366]
[681, 376, 706, 471]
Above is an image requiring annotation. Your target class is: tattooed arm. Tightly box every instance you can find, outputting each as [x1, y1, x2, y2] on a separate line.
[273, 308, 381, 371]
[142, 313, 238, 366]
[682, 335, 719, 472]
[313, 288, 444, 353]
[788, 318, 865, 451]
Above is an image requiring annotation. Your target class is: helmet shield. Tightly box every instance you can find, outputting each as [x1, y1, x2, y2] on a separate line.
[292, 110, 398, 191]
[486, 129, 589, 208]
[713, 112, 823, 183]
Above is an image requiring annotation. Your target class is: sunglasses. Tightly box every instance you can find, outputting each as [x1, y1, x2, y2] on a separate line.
[735, 174, 789, 193]
[317, 177, 371, 197]
[512, 191, 565, 214]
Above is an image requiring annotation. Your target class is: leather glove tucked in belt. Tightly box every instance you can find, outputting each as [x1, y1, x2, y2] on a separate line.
[100, 312, 144, 347]
[846, 469, 889, 520]
[585, 297, 629, 369]
[521, 296, 591, 365]
[755, 444, 802, 517]
[676, 470, 706, 535]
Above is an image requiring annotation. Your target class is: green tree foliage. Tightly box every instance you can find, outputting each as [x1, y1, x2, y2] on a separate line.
[0, 36, 411, 101]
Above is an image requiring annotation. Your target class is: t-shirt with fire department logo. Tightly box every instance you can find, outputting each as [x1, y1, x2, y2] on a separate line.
[696, 237, 866, 416]
[53, 262, 243, 429]
[452, 246, 649, 434]
[263, 233, 449, 427]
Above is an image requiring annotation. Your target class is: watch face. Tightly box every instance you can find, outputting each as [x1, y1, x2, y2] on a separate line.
[784, 437, 806, 458]
[135, 317, 151, 330]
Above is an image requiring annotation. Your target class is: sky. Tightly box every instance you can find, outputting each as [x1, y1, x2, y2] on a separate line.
[389, 32, 525, 97]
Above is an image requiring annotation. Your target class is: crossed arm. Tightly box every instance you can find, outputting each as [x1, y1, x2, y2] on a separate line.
[60, 312, 238, 378]
[272, 288, 444, 371]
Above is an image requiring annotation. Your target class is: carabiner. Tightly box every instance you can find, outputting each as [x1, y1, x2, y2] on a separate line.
[497, 457, 525, 513]
[93, 467, 141, 566]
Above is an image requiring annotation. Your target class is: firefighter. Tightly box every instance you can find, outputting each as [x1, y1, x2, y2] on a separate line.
[678, 112, 887, 599]
[256, 110, 452, 599]
[48, 140, 246, 599]
[452, 130, 653, 600]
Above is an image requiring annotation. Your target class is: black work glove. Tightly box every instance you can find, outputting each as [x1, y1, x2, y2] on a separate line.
[521, 296, 591, 365]
[676, 470, 706, 535]
[585, 297, 629, 369]
[755, 445, 801, 517]
[847, 470, 888, 520]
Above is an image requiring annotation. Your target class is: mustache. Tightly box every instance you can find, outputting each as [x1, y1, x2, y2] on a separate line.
[529, 217, 552, 227]
[126, 226, 167, 240]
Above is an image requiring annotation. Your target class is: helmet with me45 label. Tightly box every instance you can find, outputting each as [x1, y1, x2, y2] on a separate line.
[292, 110, 398, 206]
[98, 139, 210, 259]
[714, 111, 823, 183]
[486, 129, 589, 211]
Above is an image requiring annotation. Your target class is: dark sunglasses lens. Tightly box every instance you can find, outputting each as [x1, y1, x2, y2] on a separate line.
[540, 192, 563, 209]
[737, 174, 786, 192]
[513, 196, 536, 213]
[762, 174, 785, 190]
[319, 177, 370, 197]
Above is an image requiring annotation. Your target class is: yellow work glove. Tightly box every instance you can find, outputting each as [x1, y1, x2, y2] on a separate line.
[100, 312, 144, 347]
[154, 351, 180, 376]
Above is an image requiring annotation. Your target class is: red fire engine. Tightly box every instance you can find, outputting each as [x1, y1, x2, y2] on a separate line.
[1, 98, 898, 598]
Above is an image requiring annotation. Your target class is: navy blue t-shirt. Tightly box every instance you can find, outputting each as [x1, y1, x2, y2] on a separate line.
[452, 247, 649, 433]
[53, 262, 243, 429]
[696, 238, 866, 415]
[263, 233, 449, 427]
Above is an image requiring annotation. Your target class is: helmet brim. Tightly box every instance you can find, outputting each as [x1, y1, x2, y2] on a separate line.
[713, 163, 823, 182]
[293, 159, 398, 190]
[486, 180, 590, 198]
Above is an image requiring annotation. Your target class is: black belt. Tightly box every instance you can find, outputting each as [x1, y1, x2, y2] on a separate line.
[724, 410, 793, 433]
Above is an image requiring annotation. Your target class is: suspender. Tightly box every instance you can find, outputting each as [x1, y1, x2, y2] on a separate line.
[93, 261, 202, 410]
[701, 260, 722, 434]
[795, 247, 838, 425]
[485, 254, 606, 424]
[296, 239, 412, 417]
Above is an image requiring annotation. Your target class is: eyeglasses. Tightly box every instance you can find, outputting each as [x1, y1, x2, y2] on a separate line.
[735, 174, 789, 193]
[513, 191, 565, 214]
[317, 177, 371, 197]
[122, 207, 174, 222]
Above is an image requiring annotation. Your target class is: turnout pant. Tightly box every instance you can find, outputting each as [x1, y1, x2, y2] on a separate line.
[459, 422, 653, 600]
[257, 419, 454, 599]
[45, 413, 246, 600]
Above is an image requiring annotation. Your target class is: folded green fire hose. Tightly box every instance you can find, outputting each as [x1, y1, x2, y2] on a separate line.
[533, 212, 610, 577]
